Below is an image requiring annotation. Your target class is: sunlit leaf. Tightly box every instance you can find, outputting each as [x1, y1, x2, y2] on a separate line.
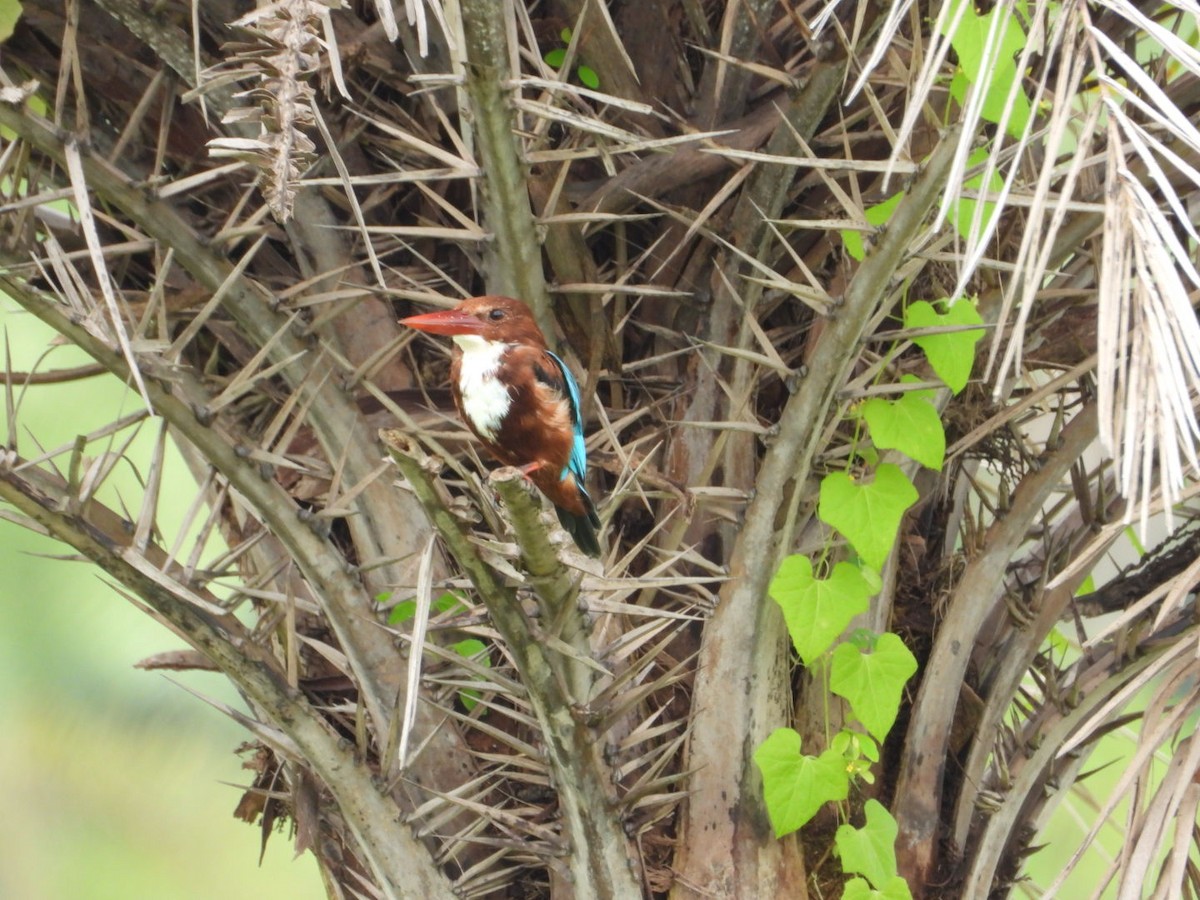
[819, 465, 919, 572]
[903, 299, 985, 394]
[755, 728, 851, 837]
[945, 147, 1005, 240]
[830, 632, 918, 742]
[942, 0, 1031, 138]
[860, 381, 945, 471]
[0, 0, 20, 43]
[842, 193, 903, 261]
[836, 800, 903, 890]
[843, 876, 914, 900]
[770, 556, 873, 665]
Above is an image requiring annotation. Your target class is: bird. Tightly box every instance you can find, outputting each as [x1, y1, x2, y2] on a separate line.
[399, 296, 602, 557]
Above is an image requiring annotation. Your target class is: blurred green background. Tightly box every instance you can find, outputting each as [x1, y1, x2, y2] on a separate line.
[0, 298, 322, 900]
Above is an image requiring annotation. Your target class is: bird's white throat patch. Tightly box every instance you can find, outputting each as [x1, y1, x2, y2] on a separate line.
[453, 334, 512, 440]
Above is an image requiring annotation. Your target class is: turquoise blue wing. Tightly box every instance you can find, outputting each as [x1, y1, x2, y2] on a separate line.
[544, 350, 588, 484]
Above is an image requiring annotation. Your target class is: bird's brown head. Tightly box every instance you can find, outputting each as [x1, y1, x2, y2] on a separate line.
[399, 296, 547, 347]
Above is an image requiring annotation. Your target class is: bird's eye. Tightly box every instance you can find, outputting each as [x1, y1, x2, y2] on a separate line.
[488, 308, 505, 321]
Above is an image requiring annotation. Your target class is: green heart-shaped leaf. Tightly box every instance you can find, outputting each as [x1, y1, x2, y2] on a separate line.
[770, 556, 873, 665]
[830, 632, 918, 742]
[819, 464, 918, 572]
[861, 382, 945, 471]
[903, 298, 985, 394]
[755, 728, 851, 837]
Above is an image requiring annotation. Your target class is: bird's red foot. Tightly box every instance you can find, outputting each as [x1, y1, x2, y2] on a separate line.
[518, 461, 544, 482]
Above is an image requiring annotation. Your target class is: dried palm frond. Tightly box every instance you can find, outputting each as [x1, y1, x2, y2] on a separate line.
[199, 2, 346, 222]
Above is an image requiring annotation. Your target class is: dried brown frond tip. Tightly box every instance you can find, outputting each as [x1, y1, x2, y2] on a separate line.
[205, 0, 343, 222]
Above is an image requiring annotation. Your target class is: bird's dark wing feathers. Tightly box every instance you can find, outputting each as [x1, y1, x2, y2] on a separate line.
[532, 359, 564, 395]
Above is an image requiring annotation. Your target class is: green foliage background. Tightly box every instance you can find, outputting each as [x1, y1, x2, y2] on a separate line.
[0, 299, 321, 899]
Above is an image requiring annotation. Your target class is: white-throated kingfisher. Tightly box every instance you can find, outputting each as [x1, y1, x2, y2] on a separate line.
[400, 296, 602, 557]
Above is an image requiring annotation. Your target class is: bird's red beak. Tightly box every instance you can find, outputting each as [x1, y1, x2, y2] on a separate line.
[399, 308, 486, 336]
